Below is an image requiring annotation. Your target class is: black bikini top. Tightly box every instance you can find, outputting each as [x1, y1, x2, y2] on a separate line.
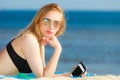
[6, 41, 32, 73]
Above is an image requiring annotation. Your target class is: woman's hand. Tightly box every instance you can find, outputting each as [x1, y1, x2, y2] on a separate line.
[41, 36, 62, 50]
[72, 64, 77, 70]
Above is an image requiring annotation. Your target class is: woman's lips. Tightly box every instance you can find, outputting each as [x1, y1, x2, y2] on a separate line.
[46, 30, 53, 34]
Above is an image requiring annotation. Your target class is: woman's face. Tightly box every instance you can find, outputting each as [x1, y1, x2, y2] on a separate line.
[39, 11, 62, 37]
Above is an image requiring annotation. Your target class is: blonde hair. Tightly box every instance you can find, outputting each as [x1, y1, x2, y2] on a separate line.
[16, 3, 66, 45]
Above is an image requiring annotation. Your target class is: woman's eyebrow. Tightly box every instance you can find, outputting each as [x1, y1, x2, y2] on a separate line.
[44, 17, 60, 22]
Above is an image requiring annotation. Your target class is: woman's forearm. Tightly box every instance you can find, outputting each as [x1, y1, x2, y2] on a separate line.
[53, 72, 71, 77]
[43, 47, 62, 77]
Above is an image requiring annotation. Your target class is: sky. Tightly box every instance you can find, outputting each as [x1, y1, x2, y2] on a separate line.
[0, 0, 120, 11]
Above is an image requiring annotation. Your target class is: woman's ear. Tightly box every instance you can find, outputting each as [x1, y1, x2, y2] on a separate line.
[35, 19, 41, 27]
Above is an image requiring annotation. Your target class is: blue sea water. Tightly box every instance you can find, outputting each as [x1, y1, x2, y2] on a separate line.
[0, 10, 120, 75]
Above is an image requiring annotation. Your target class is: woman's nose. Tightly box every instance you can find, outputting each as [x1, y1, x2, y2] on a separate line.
[49, 22, 54, 29]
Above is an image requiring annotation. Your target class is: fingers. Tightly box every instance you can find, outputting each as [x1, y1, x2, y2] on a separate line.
[41, 37, 47, 45]
[72, 65, 77, 70]
[81, 71, 87, 77]
[41, 36, 52, 45]
[41, 36, 56, 46]
[41, 36, 61, 49]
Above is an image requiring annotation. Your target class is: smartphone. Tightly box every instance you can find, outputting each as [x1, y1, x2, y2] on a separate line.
[71, 62, 87, 77]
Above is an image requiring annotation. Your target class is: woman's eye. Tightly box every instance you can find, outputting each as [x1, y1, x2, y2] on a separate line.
[43, 18, 50, 26]
[54, 22, 60, 28]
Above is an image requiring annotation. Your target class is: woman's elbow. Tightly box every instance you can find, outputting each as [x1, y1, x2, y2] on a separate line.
[35, 72, 53, 78]
[43, 71, 54, 78]
[34, 70, 44, 78]
[35, 73, 44, 78]
[35, 70, 54, 78]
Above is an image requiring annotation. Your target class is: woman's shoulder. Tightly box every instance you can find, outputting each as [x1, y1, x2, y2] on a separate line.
[19, 33, 39, 46]
[22, 33, 36, 41]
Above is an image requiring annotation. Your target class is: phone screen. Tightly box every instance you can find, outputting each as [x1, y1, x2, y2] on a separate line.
[71, 62, 86, 77]
[72, 65, 82, 77]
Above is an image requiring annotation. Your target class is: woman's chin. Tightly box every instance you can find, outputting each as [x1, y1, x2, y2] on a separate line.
[44, 34, 54, 37]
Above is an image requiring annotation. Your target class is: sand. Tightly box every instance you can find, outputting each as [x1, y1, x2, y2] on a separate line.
[38, 75, 120, 80]
[3, 75, 120, 80]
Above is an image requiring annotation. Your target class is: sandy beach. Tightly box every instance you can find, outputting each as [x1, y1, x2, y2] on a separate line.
[3, 75, 120, 80]
[38, 75, 120, 80]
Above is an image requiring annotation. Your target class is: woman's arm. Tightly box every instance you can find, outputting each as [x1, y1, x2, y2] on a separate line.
[21, 34, 44, 78]
[21, 34, 63, 78]
[53, 72, 71, 77]
[41, 36, 62, 77]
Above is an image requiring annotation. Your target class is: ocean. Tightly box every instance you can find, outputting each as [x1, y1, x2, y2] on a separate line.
[0, 10, 120, 75]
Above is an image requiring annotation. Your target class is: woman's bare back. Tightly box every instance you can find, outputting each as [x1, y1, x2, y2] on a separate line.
[0, 48, 18, 75]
